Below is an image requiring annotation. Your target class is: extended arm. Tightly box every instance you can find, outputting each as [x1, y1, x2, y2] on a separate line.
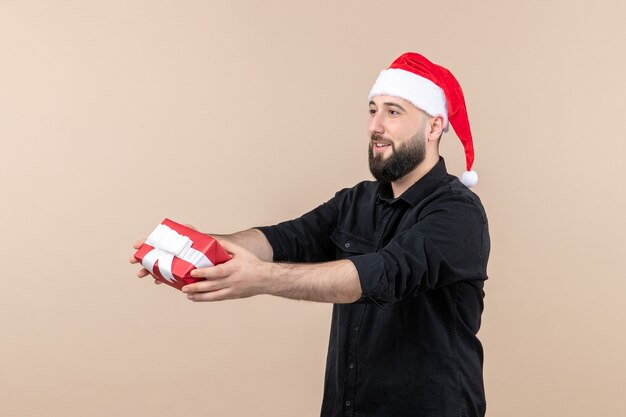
[132, 190, 345, 295]
[183, 240, 362, 303]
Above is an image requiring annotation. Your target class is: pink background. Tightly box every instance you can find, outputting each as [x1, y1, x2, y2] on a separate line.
[1, 1, 624, 416]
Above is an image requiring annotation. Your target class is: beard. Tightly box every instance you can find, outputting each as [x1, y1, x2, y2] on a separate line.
[368, 131, 426, 183]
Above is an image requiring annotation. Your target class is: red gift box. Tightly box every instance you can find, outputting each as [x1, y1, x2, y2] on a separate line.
[133, 218, 231, 291]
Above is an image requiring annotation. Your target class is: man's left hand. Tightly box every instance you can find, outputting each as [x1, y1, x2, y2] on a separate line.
[182, 240, 272, 302]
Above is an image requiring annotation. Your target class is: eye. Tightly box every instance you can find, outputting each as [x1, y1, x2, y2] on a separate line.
[389, 109, 399, 116]
[369, 108, 377, 115]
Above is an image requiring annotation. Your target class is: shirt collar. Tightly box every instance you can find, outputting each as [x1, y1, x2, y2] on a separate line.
[378, 157, 449, 206]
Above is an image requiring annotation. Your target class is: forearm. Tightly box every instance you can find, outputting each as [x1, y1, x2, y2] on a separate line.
[184, 241, 362, 304]
[266, 259, 362, 304]
[209, 228, 273, 262]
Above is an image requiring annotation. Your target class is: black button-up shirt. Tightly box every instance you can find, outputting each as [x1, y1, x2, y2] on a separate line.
[257, 158, 490, 417]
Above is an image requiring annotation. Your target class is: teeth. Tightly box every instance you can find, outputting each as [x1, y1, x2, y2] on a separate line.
[376, 143, 387, 147]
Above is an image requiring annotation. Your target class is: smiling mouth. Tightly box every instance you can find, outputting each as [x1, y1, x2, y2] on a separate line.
[372, 141, 392, 153]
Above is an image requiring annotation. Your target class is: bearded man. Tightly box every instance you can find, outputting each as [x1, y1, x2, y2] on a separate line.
[132, 52, 490, 417]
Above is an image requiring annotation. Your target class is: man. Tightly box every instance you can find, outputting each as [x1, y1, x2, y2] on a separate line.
[132, 52, 490, 417]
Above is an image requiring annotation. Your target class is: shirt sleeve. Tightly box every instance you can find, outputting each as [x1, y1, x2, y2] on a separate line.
[256, 190, 346, 263]
[349, 191, 489, 305]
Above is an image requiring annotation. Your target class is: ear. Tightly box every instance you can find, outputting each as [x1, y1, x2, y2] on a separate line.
[426, 115, 445, 143]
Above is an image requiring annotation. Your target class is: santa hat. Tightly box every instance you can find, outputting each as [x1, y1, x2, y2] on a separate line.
[368, 52, 478, 188]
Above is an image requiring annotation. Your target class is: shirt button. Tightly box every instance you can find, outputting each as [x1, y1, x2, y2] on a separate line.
[349, 363, 355, 369]
[345, 401, 352, 407]
[354, 326, 359, 332]
[344, 242, 351, 248]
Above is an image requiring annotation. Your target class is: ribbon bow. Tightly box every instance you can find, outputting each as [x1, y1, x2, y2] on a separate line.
[140, 224, 214, 283]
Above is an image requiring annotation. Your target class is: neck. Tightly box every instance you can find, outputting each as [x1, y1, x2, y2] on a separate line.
[391, 154, 439, 198]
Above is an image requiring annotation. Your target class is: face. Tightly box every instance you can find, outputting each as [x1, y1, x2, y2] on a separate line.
[368, 96, 427, 183]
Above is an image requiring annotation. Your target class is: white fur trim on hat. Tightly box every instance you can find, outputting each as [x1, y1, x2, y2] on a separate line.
[368, 68, 449, 131]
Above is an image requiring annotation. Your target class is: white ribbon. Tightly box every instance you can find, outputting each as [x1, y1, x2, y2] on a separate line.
[141, 224, 214, 283]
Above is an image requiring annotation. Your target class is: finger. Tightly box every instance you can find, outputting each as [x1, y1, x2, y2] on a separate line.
[154, 279, 162, 285]
[190, 264, 231, 280]
[183, 223, 197, 231]
[137, 268, 151, 278]
[182, 278, 229, 294]
[186, 288, 233, 302]
[133, 240, 145, 249]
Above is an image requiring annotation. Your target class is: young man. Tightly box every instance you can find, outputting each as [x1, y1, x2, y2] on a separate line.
[132, 52, 490, 417]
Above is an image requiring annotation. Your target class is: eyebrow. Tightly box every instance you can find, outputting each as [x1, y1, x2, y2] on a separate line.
[369, 100, 407, 112]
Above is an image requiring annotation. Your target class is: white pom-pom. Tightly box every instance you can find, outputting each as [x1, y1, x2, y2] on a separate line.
[460, 170, 478, 188]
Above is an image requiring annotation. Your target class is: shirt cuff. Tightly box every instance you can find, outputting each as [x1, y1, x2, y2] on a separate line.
[254, 226, 287, 262]
[348, 253, 388, 305]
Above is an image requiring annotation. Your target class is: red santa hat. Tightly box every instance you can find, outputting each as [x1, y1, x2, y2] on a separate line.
[368, 52, 478, 188]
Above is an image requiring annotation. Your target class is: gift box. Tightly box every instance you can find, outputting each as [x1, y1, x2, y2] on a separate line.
[134, 218, 231, 291]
